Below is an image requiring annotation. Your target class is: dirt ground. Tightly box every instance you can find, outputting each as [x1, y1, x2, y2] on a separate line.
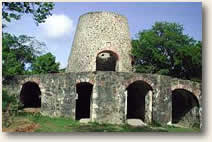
[2, 118, 40, 132]
[2, 108, 40, 132]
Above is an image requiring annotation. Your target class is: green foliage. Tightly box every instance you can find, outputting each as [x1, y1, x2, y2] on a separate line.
[3, 32, 60, 77]
[192, 122, 200, 129]
[2, 32, 46, 77]
[2, 89, 23, 127]
[131, 22, 202, 81]
[32, 53, 60, 74]
[59, 68, 66, 73]
[2, 2, 54, 26]
[2, 2, 57, 76]
[2, 89, 23, 112]
[151, 120, 163, 127]
[2, 89, 14, 112]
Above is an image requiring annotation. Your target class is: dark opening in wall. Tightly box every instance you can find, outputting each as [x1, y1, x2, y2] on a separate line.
[127, 81, 152, 121]
[20, 82, 41, 108]
[172, 89, 199, 124]
[96, 51, 118, 71]
[75, 82, 93, 120]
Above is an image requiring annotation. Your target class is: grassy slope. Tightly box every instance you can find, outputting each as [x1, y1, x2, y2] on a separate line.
[2, 113, 200, 132]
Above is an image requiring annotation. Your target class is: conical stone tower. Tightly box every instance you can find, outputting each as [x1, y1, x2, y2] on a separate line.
[66, 11, 132, 72]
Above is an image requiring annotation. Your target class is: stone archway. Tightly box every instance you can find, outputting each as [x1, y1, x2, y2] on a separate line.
[20, 81, 41, 108]
[172, 89, 200, 127]
[96, 50, 118, 71]
[75, 82, 93, 120]
[125, 80, 153, 124]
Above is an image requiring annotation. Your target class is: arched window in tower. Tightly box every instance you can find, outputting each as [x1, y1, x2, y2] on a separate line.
[96, 51, 118, 71]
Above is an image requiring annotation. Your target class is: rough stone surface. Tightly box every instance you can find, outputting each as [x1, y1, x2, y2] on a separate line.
[127, 119, 147, 127]
[3, 72, 202, 128]
[3, 12, 202, 129]
[66, 12, 132, 72]
[79, 119, 90, 124]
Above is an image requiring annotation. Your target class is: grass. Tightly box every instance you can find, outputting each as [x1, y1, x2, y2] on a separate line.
[2, 112, 200, 132]
[164, 125, 200, 132]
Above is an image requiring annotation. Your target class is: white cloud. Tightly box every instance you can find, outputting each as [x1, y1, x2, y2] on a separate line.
[40, 14, 74, 38]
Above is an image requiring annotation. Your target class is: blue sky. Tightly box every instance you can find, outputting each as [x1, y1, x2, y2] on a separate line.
[3, 2, 202, 69]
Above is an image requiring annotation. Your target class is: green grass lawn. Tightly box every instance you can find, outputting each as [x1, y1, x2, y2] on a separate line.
[164, 126, 200, 132]
[2, 112, 200, 132]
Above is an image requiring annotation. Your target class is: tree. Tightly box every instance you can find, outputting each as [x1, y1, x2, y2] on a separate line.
[3, 33, 59, 76]
[2, 2, 57, 76]
[131, 22, 202, 81]
[2, 2, 54, 27]
[32, 53, 60, 74]
[2, 32, 46, 77]
[59, 68, 66, 73]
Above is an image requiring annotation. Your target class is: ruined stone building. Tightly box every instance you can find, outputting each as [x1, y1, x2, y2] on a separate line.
[4, 12, 202, 128]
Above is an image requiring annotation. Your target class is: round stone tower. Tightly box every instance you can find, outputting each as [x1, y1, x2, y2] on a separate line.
[66, 11, 132, 72]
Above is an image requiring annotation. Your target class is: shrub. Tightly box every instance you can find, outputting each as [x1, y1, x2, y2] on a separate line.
[2, 89, 15, 112]
[2, 88, 23, 127]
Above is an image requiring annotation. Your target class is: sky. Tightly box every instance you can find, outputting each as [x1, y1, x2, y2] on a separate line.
[3, 2, 202, 69]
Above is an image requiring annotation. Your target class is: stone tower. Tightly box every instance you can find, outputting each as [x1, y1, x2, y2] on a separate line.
[66, 11, 132, 72]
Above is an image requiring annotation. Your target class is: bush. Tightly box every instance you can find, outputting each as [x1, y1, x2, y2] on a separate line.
[2, 89, 15, 112]
[192, 122, 200, 128]
[2, 89, 23, 127]
[2, 89, 23, 112]
[151, 120, 162, 127]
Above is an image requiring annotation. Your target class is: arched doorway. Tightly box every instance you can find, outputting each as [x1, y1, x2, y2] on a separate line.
[75, 82, 93, 120]
[96, 50, 118, 71]
[126, 80, 153, 123]
[172, 89, 200, 127]
[20, 81, 41, 108]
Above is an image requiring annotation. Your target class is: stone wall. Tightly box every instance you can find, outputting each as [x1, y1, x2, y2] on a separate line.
[3, 72, 201, 128]
[66, 12, 132, 72]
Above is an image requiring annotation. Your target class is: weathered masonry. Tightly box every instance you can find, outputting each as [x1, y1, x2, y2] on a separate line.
[66, 12, 132, 72]
[3, 11, 202, 128]
[4, 72, 201, 128]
